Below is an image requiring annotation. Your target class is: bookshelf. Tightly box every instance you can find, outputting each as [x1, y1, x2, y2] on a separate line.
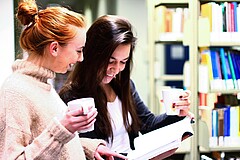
[147, 0, 240, 159]
[198, 1, 240, 160]
[147, 0, 199, 159]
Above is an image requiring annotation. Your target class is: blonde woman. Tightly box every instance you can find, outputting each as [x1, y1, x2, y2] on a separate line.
[0, 1, 126, 160]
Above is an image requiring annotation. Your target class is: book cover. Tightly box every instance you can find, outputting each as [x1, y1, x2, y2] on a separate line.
[127, 117, 194, 160]
[217, 108, 225, 146]
[230, 52, 240, 82]
[221, 3, 227, 32]
[201, 2, 213, 31]
[219, 48, 234, 90]
[233, 51, 240, 88]
[210, 109, 218, 146]
[227, 51, 238, 89]
[209, 49, 224, 90]
[224, 106, 230, 137]
[201, 49, 214, 87]
[212, 109, 219, 138]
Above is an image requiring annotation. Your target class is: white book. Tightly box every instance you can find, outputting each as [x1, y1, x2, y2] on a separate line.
[127, 117, 194, 160]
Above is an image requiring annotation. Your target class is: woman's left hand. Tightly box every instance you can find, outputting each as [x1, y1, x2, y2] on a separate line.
[174, 90, 192, 117]
[95, 145, 128, 160]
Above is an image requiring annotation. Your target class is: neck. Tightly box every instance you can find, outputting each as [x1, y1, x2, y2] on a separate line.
[101, 83, 117, 102]
[27, 53, 53, 72]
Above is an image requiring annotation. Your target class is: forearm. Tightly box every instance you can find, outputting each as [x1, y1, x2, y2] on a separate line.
[1, 118, 75, 160]
[80, 137, 106, 160]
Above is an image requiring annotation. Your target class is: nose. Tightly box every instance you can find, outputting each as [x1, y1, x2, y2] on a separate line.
[77, 53, 84, 62]
[112, 62, 121, 73]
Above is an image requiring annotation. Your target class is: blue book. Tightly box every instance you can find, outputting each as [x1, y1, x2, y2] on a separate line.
[230, 52, 240, 82]
[212, 109, 218, 137]
[219, 48, 234, 90]
[227, 51, 238, 89]
[224, 106, 230, 137]
[233, 52, 240, 88]
[232, 2, 238, 32]
[210, 49, 224, 90]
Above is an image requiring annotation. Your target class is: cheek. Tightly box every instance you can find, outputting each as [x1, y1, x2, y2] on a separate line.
[120, 64, 126, 71]
[69, 52, 78, 62]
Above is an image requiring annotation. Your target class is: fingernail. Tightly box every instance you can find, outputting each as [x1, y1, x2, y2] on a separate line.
[172, 103, 176, 108]
[190, 118, 195, 124]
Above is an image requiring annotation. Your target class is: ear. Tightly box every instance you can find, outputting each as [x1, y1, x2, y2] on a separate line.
[49, 41, 58, 57]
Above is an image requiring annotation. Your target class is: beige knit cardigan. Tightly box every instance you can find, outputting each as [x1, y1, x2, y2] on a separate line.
[0, 60, 105, 159]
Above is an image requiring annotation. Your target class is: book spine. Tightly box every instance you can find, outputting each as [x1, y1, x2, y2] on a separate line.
[210, 49, 224, 90]
[224, 106, 230, 137]
[227, 51, 238, 89]
[230, 51, 240, 89]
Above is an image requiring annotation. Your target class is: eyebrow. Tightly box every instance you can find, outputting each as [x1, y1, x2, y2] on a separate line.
[110, 56, 129, 61]
[77, 46, 85, 50]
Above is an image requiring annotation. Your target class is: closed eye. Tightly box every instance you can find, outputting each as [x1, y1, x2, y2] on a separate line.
[77, 50, 83, 54]
[120, 61, 127, 64]
[77, 47, 85, 55]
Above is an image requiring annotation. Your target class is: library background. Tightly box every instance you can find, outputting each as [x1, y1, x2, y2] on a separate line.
[1, 0, 240, 160]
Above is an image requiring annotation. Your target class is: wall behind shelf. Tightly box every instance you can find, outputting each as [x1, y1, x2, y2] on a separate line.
[1, 0, 157, 108]
[117, 0, 150, 104]
[0, 1, 15, 86]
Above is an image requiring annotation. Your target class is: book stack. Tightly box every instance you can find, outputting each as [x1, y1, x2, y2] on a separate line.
[155, 6, 189, 41]
[201, 2, 240, 43]
[199, 47, 240, 92]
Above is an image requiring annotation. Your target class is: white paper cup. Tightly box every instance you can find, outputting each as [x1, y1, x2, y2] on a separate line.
[67, 97, 95, 133]
[162, 88, 184, 115]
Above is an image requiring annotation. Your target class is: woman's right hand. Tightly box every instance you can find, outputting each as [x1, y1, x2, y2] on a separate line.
[59, 106, 98, 133]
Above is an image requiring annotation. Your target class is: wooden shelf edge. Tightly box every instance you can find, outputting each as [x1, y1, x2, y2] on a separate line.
[156, 74, 184, 81]
[155, 0, 188, 5]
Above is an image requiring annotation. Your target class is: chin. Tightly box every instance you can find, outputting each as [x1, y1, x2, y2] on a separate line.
[57, 69, 67, 74]
[102, 77, 113, 84]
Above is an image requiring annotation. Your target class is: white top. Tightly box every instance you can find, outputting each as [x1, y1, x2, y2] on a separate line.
[107, 96, 132, 153]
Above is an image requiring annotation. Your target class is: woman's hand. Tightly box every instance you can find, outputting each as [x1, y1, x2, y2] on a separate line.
[174, 90, 191, 117]
[174, 90, 195, 122]
[94, 145, 128, 160]
[59, 106, 98, 133]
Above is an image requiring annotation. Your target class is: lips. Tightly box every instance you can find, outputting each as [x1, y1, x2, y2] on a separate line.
[107, 73, 116, 78]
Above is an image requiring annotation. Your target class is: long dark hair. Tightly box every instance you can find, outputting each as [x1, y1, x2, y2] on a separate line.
[59, 15, 140, 142]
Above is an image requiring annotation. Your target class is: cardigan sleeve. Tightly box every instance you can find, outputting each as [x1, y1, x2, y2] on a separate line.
[130, 79, 184, 134]
[0, 89, 75, 160]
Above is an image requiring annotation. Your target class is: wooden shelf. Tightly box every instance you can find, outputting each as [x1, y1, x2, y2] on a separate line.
[210, 41, 240, 47]
[209, 89, 240, 95]
[200, 146, 240, 152]
[156, 32, 184, 43]
[155, 0, 188, 7]
[201, 0, 240, 2]
[155, 74, 184, 81]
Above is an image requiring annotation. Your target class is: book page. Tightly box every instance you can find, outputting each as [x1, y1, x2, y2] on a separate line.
[127, 117, 194, 160]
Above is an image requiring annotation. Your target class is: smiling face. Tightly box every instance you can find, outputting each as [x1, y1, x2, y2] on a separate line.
[52, 27, 86, 73]
[102, 44, 131, 84]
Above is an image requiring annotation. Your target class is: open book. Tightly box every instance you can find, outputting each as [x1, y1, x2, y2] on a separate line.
[127, 117, 194, 160]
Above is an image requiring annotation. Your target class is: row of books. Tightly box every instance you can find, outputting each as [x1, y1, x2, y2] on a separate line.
[200, 47, 240, 92]
[154, 6, 189, 41]
[210, 105, 240, 147]
[199, 93, 240, 147]
[201, 2, 240, 33]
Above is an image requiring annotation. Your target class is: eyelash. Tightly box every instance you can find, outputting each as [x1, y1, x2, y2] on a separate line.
[77, 50, 83, 54]
[109, 61, 127, 64]
[77, 47, 85, 54]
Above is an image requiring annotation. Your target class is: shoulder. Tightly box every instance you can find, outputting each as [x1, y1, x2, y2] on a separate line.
[1, 73, 26, 93]
[130, 79, 137, 94]
[130, 79, 136, 89]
